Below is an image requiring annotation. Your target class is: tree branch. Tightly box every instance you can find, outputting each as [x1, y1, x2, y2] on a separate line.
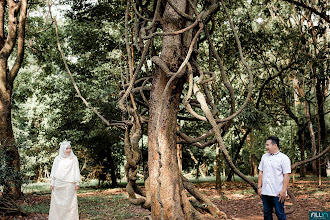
[50, 2, 113, 127]
[292, 145, 330, 169]
[10, 0, 28, 82]
[282, 0, 329, 23]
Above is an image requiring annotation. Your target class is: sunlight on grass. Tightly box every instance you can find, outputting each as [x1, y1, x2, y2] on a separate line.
[22, 182, 51, 194]
[189, 175, 259, 184]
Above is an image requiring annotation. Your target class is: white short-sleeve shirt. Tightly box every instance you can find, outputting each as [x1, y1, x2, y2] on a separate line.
[258, 151, 291, 196]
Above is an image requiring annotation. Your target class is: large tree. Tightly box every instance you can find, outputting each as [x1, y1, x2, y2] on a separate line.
[118, 0, 253, 218]
[0, 0, 28, 198]
[117, 0, 329, 218]
[45, 0, 328, 218]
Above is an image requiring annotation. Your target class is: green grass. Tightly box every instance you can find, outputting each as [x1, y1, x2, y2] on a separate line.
[78, 193, 147, 219]
[19, 180, 149, 219]
[22, 182, 51, 194]
[16, 175, 330, 219]
[20, 191, 149, 219]
[21, 199, 50, 214]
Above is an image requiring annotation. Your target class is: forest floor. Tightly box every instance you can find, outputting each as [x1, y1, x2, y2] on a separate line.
[1, 177, 329, 220]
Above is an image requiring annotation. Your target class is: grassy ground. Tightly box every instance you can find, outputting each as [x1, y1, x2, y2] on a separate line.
[2, 175, 329, 219]
[17, 180, 150, 219]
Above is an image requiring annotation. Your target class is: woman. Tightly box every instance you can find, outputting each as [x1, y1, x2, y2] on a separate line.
[49, 141, 81, 220]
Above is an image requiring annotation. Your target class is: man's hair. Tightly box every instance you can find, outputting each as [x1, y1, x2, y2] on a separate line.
[267, 136, 280, 148]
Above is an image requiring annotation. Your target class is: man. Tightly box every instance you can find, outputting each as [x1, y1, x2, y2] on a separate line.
[258, 136, 291, 220]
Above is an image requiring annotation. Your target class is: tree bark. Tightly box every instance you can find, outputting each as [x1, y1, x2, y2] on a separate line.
[148, 1, 184, 218]
[147, 1, 225, 218]
[0, 0, 28, 198]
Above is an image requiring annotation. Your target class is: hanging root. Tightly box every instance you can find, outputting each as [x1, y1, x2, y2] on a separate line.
[181, 175, 227, 219]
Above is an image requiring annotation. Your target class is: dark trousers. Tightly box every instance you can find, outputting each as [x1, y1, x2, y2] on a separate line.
[261, 195, 286, 220]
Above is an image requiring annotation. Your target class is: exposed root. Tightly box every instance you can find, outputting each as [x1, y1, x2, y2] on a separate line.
[0, 196, 26, 217]
[285, 189, 297, 214]
[181, 175, 227, 219]
[181, 189, 215, 220]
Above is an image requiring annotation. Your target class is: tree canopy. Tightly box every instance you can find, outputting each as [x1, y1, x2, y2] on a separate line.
[0, 0, 328, 218]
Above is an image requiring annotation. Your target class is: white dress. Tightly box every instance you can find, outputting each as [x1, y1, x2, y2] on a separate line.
[49, 142, 80, 220]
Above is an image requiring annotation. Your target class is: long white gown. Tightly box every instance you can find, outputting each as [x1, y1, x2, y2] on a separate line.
[49, 179, 79, 220]
[49, 141, 80, 220]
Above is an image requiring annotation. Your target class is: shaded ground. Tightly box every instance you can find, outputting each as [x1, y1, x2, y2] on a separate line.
[1, 178, 329, 219]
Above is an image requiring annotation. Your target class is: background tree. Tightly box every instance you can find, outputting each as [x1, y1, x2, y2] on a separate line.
[0, 0, 28, 198]
[11, 0, 126, 187]
[4, 0, 328, 218]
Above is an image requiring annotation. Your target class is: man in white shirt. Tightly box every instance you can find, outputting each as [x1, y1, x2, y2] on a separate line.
[258, 136, 291, 220]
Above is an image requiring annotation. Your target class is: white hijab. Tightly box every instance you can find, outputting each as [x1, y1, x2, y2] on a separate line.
[50, 141, 81, 183]
[58, 141, 75, 159]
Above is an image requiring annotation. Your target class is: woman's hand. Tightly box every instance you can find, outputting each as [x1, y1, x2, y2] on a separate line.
[75, 185, 80, 191]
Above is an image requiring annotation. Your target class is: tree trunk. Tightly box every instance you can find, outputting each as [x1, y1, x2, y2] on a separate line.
[148, 65, 187, 218]
[248, 133, 257, 176]
[148, 1, 215, 218]
[227, 129, 250, 181]
[215, 144, 222, 190]
[187, 148, 206, 179]
[295, 77, 317, 173]
[148, 1, 186, 218]
[316, 76, 327, 177]
[108, 151, 118, 187]
[0, 83, 21, 197]
[298, 129, 306, 177]
[0, 0, 28, 198]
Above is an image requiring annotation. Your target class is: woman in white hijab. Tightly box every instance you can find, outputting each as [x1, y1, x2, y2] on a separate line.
[49, 141, 81, 220]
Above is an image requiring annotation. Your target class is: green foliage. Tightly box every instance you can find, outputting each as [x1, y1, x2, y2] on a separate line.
[8, 0, 329, 185]
[0, 146, 22, 188]
[12, 0, 127, 184]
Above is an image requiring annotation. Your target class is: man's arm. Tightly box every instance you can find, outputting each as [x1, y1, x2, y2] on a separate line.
[278, 173, 290, 202]
[257, 170, 263, 196]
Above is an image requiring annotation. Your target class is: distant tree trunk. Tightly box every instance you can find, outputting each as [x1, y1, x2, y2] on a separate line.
[187, 148, 206, 179]
[315, 68, 327, 177]
[37, 165, 43, 183]
[108, 151, 118, 187]
[0, 0, 28, 198]
[227, 129, 250, 181]
[215, 144, 222, 190]
[248, 133, 257, 176]
[291, 124, 296, 183]
[298, 128, 306, 177]
[295, 80, 317, 173]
